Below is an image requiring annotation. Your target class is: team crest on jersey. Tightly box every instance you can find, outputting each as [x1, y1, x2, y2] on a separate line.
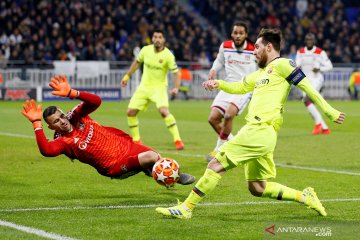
[159, 59, 163, 64]
[289, 60, 296, 67]
[267, 66, 273, 74]
[121, 164, 128, 173]
[79, 122, 85, 130]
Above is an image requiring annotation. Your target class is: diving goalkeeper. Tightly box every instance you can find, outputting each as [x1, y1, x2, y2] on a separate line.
[21, 75, 195, 184]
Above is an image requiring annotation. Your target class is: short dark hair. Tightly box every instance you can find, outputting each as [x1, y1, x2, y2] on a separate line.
[152, 29, 165, 38]
[257, 28, 282, 52]
[43, 106, 58, 123]
[233, 21, 248, 33]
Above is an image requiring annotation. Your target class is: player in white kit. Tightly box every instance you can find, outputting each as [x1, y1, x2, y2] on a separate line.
[296, 33, 333, 135]
[206, 22, 257, 161]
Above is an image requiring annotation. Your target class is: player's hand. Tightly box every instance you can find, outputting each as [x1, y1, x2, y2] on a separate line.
[170, 88, 179, 96]
[202, 80, 219, 91]
[49, 74, 77, 98]
[208, 69, 216, 80]
[334, 112, 345, 124]
[21, 99, 43, 129]
[121, 74, 130, 87]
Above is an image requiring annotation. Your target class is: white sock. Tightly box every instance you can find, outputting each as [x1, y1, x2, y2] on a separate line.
[306, 103, 323, 125]
[214, 133, 233, 152]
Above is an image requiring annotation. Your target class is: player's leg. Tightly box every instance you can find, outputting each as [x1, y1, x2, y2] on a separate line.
[127, 88, 149, 143]
[155, 157, 225, 219]
[245, 153, 327, 216]
[158, 107, 184, 150]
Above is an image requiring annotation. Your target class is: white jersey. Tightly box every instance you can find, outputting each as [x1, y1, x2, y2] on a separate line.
[211, 40, 257, 114]
[212, 40, 257, 82]
[295, 46, 333, 89]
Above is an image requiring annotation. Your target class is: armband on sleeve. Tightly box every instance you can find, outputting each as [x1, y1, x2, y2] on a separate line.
[286, 68, 305, 86]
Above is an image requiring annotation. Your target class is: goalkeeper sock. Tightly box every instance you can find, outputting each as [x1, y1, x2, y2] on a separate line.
[127, 116, 140, 141]
[262, 182, 303, 203]
[164, 114, 181, 142]
[184, 168, 222, 210]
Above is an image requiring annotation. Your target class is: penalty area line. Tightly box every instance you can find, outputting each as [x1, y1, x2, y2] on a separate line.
[0, 219, 78, 240]
[1, 198, 360, 213]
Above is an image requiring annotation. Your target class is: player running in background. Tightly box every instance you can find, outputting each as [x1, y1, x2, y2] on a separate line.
[206, 22, 257, 161]
[296, 33, 333, 135]
[21, 75, 195, 184]
[156, 28, 345, 219]
[121, 29, 184, 150]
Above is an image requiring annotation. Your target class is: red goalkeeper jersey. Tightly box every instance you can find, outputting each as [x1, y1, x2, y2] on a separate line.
[35, 92, 151, 177]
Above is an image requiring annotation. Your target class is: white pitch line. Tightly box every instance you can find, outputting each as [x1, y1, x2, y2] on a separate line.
[2, 132, 360, 177]
[161, 151, 360, 176]
[0, 132, 35, 139]
[0, 220, 78, 240]
[0, 198, 360, 213]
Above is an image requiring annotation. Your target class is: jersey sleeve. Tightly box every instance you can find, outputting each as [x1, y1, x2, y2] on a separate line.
[296, 78, 341, 121]
[278, 59, 306, 86]
[167, 51, 179, 73]
[68, 92, 102, 120]
[35, 129, 67, 157]
[295, 51, 301, 67]
[211, 43, 224, 72]
[136, 47, 145, 63]
[319, 51, 333, 72]
[216, 70, 258, 94]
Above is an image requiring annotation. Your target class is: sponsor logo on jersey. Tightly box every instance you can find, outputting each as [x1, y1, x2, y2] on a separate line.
[78, 124, 94, 150]
[255, 78, 270, 88]
[289, 60, 296, 67]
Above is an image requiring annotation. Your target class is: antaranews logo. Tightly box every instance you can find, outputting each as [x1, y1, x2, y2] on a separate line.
[265, 225, 276, 235]
[265, 223, 332, 237]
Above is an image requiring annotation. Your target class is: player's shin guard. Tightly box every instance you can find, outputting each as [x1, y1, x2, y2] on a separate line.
[262, 182, 303, 203]
[184, 168, 222, 209]
[164, 114, 181, 141]
[127, 116, 140, 141]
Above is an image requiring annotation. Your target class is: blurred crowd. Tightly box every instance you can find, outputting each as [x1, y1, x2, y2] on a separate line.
[0, 0, 359, 68]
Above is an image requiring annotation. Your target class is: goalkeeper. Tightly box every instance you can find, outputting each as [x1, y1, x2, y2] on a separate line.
[156, 28, 345, 219]
[21, 75, 195, 184]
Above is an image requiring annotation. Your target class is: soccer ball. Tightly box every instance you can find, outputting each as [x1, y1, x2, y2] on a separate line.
[152, 158, 180, 188]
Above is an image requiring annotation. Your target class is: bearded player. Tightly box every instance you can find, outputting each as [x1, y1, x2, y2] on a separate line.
[206, 21, 257, 161]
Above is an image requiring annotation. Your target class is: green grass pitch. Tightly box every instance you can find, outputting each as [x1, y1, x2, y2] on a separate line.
[0, 99, 359, 239]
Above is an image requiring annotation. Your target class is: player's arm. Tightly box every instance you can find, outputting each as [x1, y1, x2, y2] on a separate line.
[208, 43, 225, 80]
[169, 53, 180, 95]
[319, 51, 333, 72]
[297, 79, 344, 123]
[203, 71, 257, 94]
[49, 75, 101, 117]
[121, 60, 141, 87]
[21, 99, 66, 157]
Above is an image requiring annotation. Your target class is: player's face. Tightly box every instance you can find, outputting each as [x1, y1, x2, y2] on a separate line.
[305, 36, 315, 49]
[46, 110, 72, 132]
[231, 26, 247, 47]
[152, 32, 165, 49]
[254, 37, 268, 68]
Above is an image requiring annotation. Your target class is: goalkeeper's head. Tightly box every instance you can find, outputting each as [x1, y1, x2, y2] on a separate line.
[43, 106, 72, 132]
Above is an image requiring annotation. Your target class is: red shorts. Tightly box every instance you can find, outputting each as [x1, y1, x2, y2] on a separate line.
[109, 142, 155, 179]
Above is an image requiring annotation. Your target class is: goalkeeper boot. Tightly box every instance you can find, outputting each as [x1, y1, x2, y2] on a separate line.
[156, 200, 192, 219]
[175, 140, 185, 150]
[205, 151, 217, 162]
[178, 173, 195, 185]
[302, 187, 327, 216]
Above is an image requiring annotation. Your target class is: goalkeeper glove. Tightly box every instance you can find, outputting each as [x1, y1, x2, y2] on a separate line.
[49, 74, 78, 98]
[21, 99, 43, 129]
